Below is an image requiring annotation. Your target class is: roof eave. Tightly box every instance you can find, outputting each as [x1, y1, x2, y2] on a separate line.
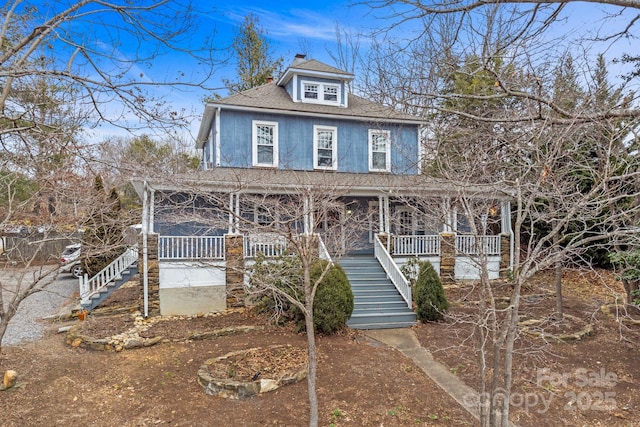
[205, 103, 424, 126]
[195, 105, 217, 149]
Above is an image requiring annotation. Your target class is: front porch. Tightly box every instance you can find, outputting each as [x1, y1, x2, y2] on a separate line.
[132, 169, 513, 320]
[138, 231, 510, 318]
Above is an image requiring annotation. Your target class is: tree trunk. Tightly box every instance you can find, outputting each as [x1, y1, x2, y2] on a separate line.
[624, 279, 640, 305]
[304, 311, 319, 427]
[555, 262, 563, 321]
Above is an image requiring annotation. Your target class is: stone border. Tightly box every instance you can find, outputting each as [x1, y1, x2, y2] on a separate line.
[519, 314, 593, 342]
[197, 345, 308, 399]
[600, 303, 640, 326]
[66, 310, 263, 351]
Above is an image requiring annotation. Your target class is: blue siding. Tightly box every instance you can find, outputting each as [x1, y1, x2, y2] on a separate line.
[218, 110, 419, 175]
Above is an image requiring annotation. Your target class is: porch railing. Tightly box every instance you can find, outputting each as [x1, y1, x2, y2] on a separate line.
[455, 235, 501, 256]
[244, 233, 288, 258]
[393, 234, 441, 256]
[80, 246, 138, 305]
[374, 235, 412, 308]
[158, 236, 225, 260]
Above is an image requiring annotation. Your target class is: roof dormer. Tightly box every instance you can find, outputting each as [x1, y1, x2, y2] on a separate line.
[277, 54, 354, 108]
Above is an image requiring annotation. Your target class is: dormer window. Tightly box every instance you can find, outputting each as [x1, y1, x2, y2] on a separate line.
[304, 84, 318, 99]
[324, 86, 338, 102]
[302, 80, 341, 105]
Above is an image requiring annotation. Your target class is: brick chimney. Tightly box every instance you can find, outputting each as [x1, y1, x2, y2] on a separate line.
[293, 53, 306, 65]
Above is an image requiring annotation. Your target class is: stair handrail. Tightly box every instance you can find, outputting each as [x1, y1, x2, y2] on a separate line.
[317, 234, 333, 265]
[79, 246, 139, 306]
[374, 235, 412, 308]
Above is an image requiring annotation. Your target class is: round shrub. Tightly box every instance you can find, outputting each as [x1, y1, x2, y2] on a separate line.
[308, 260, 354, 334]
[414, 261, 449, 322]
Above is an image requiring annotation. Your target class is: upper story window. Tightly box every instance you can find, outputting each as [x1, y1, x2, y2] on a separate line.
[304, 84, 318, 99]
[368, 129, 391, 172]
[324, 86, 338, 102]
[252, 120, 278, 167]
[302, 80, 341, 105]
[313, 125, 337, 170]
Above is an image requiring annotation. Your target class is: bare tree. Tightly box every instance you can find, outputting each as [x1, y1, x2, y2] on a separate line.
[150, 171, 367, 427]
[0, 1, 223, 351]
[358, 2, 640, 425]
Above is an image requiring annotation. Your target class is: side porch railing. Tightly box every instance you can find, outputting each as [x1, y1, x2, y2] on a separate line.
[455, 235, 501, 256]
[156, 234, 333, 261]
[80, 246, 138, 305]
[158, 236, 225, 260]
[393, 234, 441, 255]
[374, 235, 412, 308]
[391, 234, 501, 257]
[243, 233, 288, 258]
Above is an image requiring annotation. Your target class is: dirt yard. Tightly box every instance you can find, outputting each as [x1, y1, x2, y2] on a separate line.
[1, 269, 639, 426]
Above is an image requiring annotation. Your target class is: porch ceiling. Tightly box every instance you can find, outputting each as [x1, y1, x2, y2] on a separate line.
[133, 167, 512, 199]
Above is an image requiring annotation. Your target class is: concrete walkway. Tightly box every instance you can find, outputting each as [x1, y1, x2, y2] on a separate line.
[364, 328, 519, 427]
[364, 328, 480, 422]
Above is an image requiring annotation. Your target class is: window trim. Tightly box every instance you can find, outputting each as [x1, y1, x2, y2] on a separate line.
[313, 125, 338, 170]
[301, 80, 341, 105]
[252, 120, 278, 167]
[368, 129, 391, 172]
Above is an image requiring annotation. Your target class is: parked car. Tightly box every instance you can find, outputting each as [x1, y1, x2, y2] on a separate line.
[60, 243, 83, 278]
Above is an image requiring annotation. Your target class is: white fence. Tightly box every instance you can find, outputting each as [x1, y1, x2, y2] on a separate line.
[455, 235, 501, 256]
[393, 234, 441, 255]
[243, 233, 288, 258]
[158, 236, 225, 260]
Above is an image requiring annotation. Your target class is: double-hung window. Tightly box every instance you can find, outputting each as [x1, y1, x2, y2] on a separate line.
[324, 86, 338, 102]
[304, 84, 318, 99]
[313, 125, 337, 170]
[252, 120, 278, 167]
[369, 129, 391, 172]
[302, 80, 341, 105]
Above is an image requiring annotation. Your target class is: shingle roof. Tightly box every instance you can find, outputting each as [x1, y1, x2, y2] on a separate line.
[289, 58, 353, 76]
[142, 167, 510, 199]
[210, 83, 421, 123]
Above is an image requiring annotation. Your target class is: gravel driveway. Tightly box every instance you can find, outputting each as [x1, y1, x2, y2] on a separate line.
[1, 266, 79, 346]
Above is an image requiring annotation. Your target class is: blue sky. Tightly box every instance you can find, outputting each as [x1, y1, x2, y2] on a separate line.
[30, 1, 638, 143]
[178, 1, 375, 91]
[81, 0, 374, 141]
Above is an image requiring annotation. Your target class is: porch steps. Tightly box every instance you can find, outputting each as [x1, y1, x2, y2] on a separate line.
[80, 266, 138, 311]
[340, 256, 416, 330]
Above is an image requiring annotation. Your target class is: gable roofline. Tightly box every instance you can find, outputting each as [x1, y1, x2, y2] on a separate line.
[277, 57, 354, 86]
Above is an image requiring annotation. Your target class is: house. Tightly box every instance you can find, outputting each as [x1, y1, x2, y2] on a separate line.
[130, 55, 513, 328]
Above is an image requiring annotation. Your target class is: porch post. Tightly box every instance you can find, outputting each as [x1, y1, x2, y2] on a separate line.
[225, 234, 245, 307]
[141, 182, 149, 317]
[442, 197, 453, 233]
[500, 200, 514, 277]
[139, 184, 158, 317]
[378, 196, 384, 233]
[303, 193, 313, 236]
[228, 193, 234, 234]
[235, 192, 240, 233]
[149, 188, 155, 233]
[384, 196, 390, 235]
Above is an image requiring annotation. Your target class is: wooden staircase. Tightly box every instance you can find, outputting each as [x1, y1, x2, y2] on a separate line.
[79, 247, 138, 311]
[340, 256, 416, 330]
[80, 265, 138, 311]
